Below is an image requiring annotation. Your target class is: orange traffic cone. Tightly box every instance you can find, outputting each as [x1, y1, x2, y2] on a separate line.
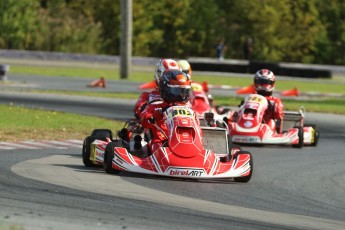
[87, 77, 106, 88]
[138, 80, 157, 89]
[236, 84, 256, 94]
[280, 87, 299, 96]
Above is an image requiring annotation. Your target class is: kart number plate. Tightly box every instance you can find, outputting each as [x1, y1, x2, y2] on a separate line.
[248, 96, 264, 103]
[166, 106, 194, 119]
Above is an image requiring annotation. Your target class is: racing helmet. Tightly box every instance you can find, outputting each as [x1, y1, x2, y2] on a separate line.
[154, 59, 181, 87]
[159, 70, 192, 103]
[177, 60, 192, 78]
[254, 69, 276, 96]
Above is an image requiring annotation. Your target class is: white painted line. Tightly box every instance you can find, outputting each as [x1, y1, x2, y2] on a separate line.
[21, 141, 58, 148]
[43, 140, 81, 148]
[0, 142, 40, 149]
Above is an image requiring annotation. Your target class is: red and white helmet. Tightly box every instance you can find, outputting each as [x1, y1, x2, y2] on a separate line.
[254, 69, 276, 95]
[177, 60, 192, 78]
[154, 59, 181, 86]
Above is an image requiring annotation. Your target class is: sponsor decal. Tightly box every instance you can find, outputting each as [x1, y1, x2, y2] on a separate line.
[244, 121, 253, 128]
[115, 158, 124, 165]
[167, 167, 206, 177]
[233, 136, 260, 143]
[95, 147, 104, 158]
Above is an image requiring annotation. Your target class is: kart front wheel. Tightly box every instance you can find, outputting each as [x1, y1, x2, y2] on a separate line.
[233, 151, 253, 183]
[103, 142, 122, 174]
[292, 126, 304, 148]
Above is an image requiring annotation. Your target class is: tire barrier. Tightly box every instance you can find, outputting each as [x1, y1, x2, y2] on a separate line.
[188, 59, 332, 79]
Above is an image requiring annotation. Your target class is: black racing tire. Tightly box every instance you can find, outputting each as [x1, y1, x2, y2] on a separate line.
[91, 129, 113, 140]
[233, 151, 253, 183]
[82, 136, 96, 167]
[292, 126, 304, 148]
[103, 142, 122, 174]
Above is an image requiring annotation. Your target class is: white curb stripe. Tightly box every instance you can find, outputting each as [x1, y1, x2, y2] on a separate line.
[0, 142, 40, 149]
[0, 140, 83, 150]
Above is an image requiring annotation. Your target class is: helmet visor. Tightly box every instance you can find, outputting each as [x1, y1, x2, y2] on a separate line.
[182, 69, 189, 75]
[255, 78, 275, 86]
[168, 86, 191, 102]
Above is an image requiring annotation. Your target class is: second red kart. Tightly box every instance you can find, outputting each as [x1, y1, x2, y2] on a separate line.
[225, 94, 319, 148]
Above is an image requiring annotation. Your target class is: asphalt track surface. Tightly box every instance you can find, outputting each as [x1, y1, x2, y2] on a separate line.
[0, 74, 345, 230]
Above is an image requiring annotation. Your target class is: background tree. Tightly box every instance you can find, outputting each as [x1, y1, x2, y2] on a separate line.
[35, 0, 102, 53]
[314, 0, 345, 65]
[0, 0, 41, 49]
[0, 0, 344, 65]
[183, 0, 221, 58]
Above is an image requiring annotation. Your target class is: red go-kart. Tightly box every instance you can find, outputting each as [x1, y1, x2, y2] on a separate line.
[226, 94, 319, 148]
[83, 105, 253, 182]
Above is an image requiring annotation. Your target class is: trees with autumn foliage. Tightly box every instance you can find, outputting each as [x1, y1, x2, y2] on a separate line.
[0, 0, 344, 65]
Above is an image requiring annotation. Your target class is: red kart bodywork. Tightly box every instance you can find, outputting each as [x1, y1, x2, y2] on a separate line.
[189, 82, 212, 116]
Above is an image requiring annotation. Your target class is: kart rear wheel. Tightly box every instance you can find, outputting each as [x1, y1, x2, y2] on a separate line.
[104, 142, 122, 174]
[292, 126, 304, 148]
[82, 136, 96, 167]
[233, 151, 253, 183]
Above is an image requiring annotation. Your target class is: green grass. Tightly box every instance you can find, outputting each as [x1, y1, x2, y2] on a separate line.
[0, 104, 124, 142]
[20, 89, 141, 99]
[11, 65, 120, 79]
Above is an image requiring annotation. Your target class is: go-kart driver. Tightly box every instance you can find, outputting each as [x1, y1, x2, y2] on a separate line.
[140, 69, 195, 154]
[253, 69, 284, 133]
[134, 59, 182, 119]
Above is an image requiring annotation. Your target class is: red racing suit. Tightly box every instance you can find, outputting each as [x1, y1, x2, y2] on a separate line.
[140, 101, 194, 154]
[262, 95, 284, 132]
[134, 90, 161, 119]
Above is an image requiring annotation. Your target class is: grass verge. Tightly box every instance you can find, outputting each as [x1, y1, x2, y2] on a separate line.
[0, 104, 124, 142]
